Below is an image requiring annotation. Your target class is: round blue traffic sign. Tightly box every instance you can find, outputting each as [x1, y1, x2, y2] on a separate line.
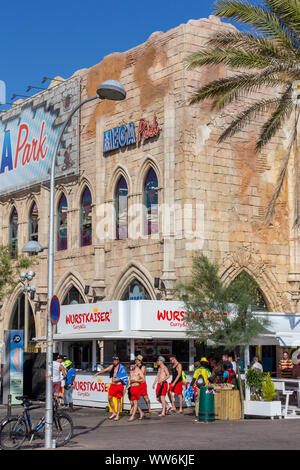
[50, 295, 60, 325]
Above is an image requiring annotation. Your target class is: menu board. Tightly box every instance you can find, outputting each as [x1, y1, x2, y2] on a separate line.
[129, 340, 173, 362]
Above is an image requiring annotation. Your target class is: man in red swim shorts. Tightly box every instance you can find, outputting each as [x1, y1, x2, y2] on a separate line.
[135, 355, 151, 414]
[153, 356, 171, 417]
[94, 356, 128, 421]
[125, 361, 144, 422]
[168, 355, 183, 413]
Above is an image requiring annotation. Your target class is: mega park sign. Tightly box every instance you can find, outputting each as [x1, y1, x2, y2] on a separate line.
[102, 115, 161, 154]
[0, 77, 80, 196]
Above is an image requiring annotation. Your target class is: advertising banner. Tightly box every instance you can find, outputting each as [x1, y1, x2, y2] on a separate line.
[3, 330, 24, 404]
[0, 76, 80, 195]
[58, 301, 130, 336]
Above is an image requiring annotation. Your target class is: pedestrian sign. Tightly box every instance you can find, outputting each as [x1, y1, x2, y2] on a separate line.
[50, 295, 60, 325]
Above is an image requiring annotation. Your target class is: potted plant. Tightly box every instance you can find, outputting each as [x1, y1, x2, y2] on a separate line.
[244, 371, 282, 419]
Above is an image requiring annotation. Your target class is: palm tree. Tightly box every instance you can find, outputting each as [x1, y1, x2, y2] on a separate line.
[187, 0, 300, 225]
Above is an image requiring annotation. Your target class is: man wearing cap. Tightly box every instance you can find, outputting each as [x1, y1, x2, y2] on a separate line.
[64, 360, 76, 412]
[191, 358, 212, 418]
[153, 356, 171, 417]
[94, 356, 128, 421]
[135, 355, 151, 414]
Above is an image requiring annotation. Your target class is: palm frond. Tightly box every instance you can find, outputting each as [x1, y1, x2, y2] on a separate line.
[207, 30, 299, 60]
[218, 97, 279, 142]
[256, 84, 293, 150]
[189, 67, 284, 109]
[187, 48, 274, 69]
[264, 0, 300, 40]
[214, 0, 296, 52]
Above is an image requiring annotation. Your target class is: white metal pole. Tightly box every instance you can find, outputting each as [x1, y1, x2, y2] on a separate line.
[45, 95, 98, 449]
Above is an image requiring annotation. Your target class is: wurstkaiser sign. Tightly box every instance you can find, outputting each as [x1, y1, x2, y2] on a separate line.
[0, 76, 80, 195]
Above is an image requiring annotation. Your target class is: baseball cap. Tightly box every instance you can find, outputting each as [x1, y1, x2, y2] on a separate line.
[158, 356, 165, 362]
[64, 360, 72, 368]
[136, 355, 143, 361]
[112, 355, 119, 361]
[200, 357, 208, 363]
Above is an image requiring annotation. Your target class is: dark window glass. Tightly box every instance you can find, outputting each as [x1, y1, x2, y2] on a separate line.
[80, 187, 92, 247]
[143, 168, 158, 236]
[9, 207, 18, 257]
[121, 279, 151, 300]
[29, 202, 39, 242]
[115, 176, 128, 240]
[57, 194, 68, 251]
[230, 271, 269, 311]
[10, 294, 36, 342]
[62, 286, 84, 305]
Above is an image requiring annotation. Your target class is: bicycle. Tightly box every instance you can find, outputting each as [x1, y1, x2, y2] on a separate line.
[0, 395, 73, 450]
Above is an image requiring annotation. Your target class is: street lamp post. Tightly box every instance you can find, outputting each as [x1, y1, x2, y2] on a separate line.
[44, 80, 126, 449]
[19, 270, 36, 352]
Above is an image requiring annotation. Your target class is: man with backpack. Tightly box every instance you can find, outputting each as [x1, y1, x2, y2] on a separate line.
[190, 357, 212, 417]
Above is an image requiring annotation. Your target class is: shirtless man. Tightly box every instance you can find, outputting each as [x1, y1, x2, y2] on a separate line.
[168, 355, 183, 413]
[153, 356, 171, 417]
[135, 355, 151, 414]
[125, 361, 145, 421]
[93, 356, 128, 421]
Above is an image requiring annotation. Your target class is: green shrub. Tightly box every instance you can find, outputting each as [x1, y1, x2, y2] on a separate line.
[263, 373, 277, 402]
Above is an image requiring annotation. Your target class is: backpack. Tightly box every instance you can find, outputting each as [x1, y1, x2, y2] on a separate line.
[195, 374, 205, 388]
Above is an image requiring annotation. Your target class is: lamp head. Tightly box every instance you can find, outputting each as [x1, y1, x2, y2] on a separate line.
[22, 241, 47, 255]
[96, 80, 126, 101]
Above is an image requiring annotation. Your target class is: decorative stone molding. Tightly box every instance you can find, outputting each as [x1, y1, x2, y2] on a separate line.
[220, 246, 291, 312]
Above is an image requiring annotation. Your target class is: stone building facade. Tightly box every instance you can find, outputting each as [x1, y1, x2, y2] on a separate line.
[0, 15, 298, 354]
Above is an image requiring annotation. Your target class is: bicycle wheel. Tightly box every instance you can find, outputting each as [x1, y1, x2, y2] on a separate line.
[52, 412, 73, 447]
[0, 417, 27, 450]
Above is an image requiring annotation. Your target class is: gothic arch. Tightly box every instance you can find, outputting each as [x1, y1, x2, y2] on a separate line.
[107, 164, 132, 202]
[1, 284, 36, 335]
[220, 247, 290, 312]
[109, 261, 157, 300]
[134, 155, 162, 195]
[54, 270, 88, 305]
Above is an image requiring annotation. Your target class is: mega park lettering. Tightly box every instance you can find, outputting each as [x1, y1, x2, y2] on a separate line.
[0, 121, 48, 174]
[103, 116, 161, 153]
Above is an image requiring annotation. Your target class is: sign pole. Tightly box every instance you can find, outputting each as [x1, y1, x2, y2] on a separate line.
[44, 95, 99, 449]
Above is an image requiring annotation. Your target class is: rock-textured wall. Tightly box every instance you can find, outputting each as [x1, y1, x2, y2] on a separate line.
[0, 15, 297, 346]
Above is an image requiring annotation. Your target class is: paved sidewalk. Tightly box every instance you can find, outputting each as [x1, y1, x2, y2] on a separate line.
[1, 404, 300, 450]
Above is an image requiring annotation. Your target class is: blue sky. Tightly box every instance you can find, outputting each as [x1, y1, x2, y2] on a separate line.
[1, 0, 217, 107]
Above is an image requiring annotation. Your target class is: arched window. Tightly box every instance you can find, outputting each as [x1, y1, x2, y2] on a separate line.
[62, 286, 85, 305]
[57, 194, 68, 251]
[29, 202, 39, 242]
[115, 176, 128, 240]
[9, 207, 18, 257]
[10, 293, 36, 345]
[230, 271, 269, 311]
[80, 187, 92, 247]
[143, 168, 158, 236]
[121, 279, 151, 300]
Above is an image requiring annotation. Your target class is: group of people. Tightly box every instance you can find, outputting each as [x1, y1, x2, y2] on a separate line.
[93, 353, 238, 422]
[52, 354, 76, 412]
[94, 354, 186, 421]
